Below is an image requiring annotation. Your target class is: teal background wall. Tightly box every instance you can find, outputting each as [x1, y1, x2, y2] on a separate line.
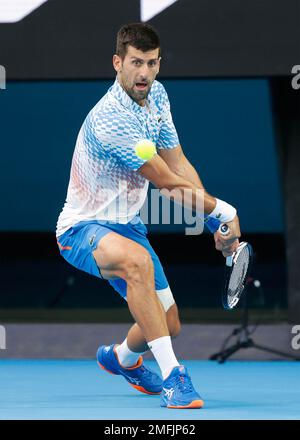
[0, 79, 283, 233]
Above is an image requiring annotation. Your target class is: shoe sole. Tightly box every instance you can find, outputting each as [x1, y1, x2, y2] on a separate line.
[97, 360, 161, 395]
[167, 399, 204, 409]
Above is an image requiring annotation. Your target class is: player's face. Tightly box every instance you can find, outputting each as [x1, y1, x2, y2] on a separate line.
[113, 46, 160, 105]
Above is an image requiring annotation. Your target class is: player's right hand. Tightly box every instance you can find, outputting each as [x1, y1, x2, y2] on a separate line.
[213, 215, 241, 256]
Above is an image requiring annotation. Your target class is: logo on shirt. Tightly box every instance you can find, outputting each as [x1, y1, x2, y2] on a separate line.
[89, 234, 96, 247]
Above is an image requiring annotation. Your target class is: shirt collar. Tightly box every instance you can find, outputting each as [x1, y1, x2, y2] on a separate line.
[109, 77, 152, 115]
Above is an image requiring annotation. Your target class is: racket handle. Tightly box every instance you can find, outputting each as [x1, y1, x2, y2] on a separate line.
[226, 255, 234, 267]
[219, 224, 234, 266]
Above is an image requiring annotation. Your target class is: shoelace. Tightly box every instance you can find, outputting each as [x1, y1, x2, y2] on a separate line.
[140, 365, 153, 377]
[173, 374, 194, 393]
[138, 365, 161, 382]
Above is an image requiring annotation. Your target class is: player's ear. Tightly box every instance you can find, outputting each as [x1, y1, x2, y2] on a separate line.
[113, 54, 122, 73]
[156, 56, 161, 74]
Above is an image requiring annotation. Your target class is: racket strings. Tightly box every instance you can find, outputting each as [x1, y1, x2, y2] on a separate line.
[227, 247, 250, 306]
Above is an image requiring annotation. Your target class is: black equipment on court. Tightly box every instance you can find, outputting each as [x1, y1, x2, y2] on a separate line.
[210, 277, 300, 363]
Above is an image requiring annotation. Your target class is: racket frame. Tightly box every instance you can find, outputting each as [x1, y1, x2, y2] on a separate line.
[222, 241, 254, 310]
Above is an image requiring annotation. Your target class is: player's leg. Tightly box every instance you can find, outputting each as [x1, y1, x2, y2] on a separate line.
[58, 222, 203, 407]
[117, 302, 181, 360]
[58, 222, 178, 393]
[93, 231, 181, 378]
[128, 302, 181, 352]
[102, 228, 204, 408]
[93, 232, 171, 342]
[114, 235, 181, 364]
[95, 232, 203, 408]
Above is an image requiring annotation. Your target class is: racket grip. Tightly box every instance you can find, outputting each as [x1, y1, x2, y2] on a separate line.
[226, 255, 234, 266]
[220, 224, 234, 266]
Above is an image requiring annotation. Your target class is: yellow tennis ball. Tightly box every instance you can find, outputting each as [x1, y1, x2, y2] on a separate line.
[135, 139, 157, 160]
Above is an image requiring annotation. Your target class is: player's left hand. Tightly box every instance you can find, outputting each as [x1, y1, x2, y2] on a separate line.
[213, 214, 241, 257]
[217, 238, 240, 257]
[214, 233, 239, 257]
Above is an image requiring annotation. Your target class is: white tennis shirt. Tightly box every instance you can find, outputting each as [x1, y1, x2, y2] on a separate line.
[56, 78, 179, 237]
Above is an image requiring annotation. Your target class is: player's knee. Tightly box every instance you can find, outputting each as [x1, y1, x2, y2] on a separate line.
[124, 249, 153, 283]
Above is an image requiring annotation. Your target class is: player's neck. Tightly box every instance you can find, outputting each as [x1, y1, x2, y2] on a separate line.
[131, 95, 146, 107]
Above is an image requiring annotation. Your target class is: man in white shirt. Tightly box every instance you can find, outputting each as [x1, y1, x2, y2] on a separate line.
[56, 23, 240, 409]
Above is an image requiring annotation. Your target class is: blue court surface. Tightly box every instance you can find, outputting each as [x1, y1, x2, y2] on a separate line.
[0, 359, 299, 420]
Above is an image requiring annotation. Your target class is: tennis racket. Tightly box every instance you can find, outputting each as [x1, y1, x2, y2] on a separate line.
[219, 224, 254, 310]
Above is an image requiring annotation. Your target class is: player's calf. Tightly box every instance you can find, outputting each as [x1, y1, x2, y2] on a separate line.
[169, 321, 181, 338]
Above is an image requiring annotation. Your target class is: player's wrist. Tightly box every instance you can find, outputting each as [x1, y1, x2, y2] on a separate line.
[203, 215, 220, 233]
[208, 198, 236, 223]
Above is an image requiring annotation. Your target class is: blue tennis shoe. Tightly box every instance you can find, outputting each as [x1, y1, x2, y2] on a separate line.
[97, 344, 163, 395]
[160, 365, 204, 409]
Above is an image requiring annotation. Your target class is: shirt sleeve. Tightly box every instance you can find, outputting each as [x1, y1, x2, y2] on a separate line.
[156, 85, 180, 150]
[93, 110, 148, 171]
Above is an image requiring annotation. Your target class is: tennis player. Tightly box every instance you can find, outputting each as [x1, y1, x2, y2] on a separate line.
[56, 23, 241, 409]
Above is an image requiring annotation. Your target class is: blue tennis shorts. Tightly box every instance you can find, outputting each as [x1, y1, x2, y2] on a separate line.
[57, 216, 169, 299]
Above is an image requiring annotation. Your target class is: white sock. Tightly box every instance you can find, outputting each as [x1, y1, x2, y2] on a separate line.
[148, 336, 180, 380]
[115, 339, 146, 368]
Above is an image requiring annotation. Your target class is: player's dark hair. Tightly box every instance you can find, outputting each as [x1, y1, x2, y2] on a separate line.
[116, 23, 161, 59]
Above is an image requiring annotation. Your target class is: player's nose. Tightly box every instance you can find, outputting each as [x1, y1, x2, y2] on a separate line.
[139, 65, 150, 78]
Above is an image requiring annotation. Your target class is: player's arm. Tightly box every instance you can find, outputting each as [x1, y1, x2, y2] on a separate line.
[155, 83, 239, 254]
[138, 154, 241, 255]
[158, 144, 204, 189]
[157, 146, 240, 255]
